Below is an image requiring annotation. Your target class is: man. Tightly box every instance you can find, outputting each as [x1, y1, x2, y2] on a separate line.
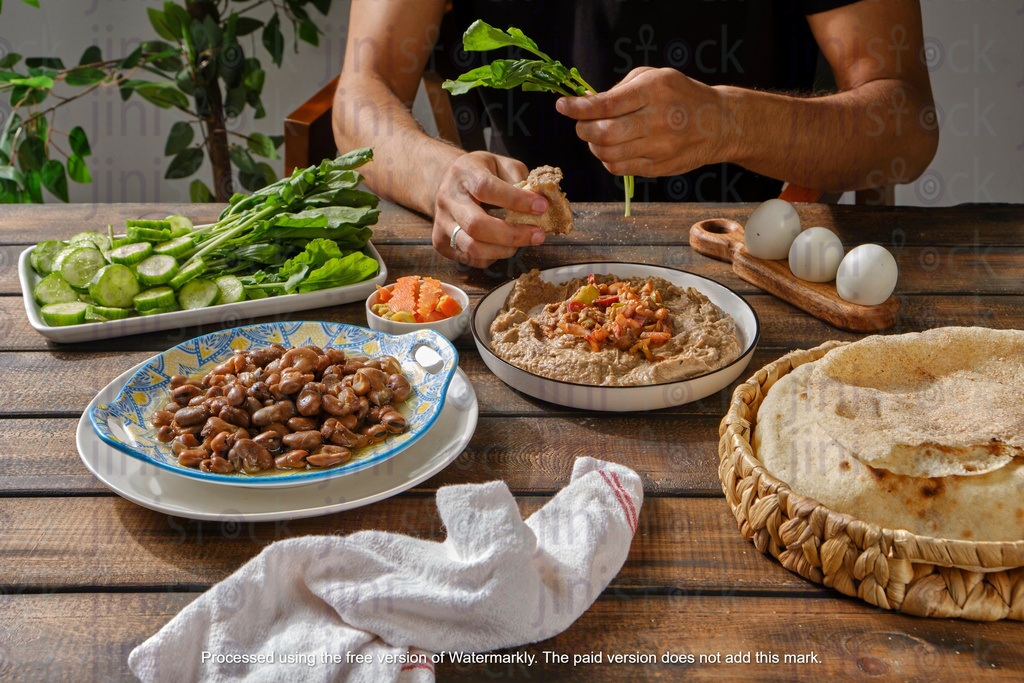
[334, 0, 938, 268]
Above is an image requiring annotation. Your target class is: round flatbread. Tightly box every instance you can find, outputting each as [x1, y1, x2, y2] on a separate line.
[753, 327, 1024, 542]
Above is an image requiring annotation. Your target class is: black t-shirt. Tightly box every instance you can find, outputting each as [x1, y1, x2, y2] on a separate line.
[435, 0, 860, 202]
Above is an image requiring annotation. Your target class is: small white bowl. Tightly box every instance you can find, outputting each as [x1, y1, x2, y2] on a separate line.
[366, 280, 471, 342]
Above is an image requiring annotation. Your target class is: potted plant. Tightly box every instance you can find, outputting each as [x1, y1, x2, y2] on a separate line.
[0, 0, 334, 203]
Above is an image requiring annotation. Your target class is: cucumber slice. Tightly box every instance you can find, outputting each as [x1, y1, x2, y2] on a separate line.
[69, 231, 112, 252]
[41, 301, 89, 326]
[88, 264, 141, 309]
[168, 259, 206, 289]
[153, 235, 194, 258]
[51, 244, 89, 276]
[139, 304, 181, 316]
[127, 225, 172, 242]
[77, 293, 95, 304]
[60, 247, 108, 290]
[109, 242, 154, 266]
[177, 278, 220, 310]
[125, 219, 171, 230]
[166, 215, 193, 237]
[85, 304, 133, 321]
[33, 273, 79, 306]
[133, 286, 177, 312]
[111, 236, 134, 249]
[29, 240, 68, 276]
[214, 276, 246, 304]
[136, 254, 179, 286]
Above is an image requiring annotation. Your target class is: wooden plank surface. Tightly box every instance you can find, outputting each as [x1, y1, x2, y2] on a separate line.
[1, 201, 1022, 682]
[0, 292, 1021, 354]
[1, 201, 1022, 247]
[0, 497, 802, 593]
[1, 592, 1020, 682]
[0, 415, 724, 495]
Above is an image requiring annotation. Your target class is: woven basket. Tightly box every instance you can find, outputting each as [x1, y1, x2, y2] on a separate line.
[719, 341, 1024, 621]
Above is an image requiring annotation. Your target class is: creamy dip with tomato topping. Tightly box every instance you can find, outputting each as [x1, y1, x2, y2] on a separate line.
[489, 270, 741, 386]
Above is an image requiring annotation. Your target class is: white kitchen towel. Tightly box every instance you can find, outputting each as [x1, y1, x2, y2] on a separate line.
[129, 456, 642, 682]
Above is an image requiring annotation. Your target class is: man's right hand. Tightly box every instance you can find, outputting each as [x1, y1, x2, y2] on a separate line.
[433, 152, 550, 268]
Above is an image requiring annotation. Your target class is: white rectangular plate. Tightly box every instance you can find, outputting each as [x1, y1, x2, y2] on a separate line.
[19, 242, 387, 343]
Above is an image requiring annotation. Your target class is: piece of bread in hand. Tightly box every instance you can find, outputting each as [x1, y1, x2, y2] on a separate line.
[504, 165, 574, 235]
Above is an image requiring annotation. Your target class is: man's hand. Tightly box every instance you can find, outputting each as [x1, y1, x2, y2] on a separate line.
[433, 152, 550, 269]
[556, 67, 727, 178]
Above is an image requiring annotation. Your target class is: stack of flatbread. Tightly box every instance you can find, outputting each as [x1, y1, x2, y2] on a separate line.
[753, 327, 1024, 542]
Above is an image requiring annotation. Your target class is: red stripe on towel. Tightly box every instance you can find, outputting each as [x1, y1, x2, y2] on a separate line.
[610, 471, 638, 532]
[599, 470, 637, 534]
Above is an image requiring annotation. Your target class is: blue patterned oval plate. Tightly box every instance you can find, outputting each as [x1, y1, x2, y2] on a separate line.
[89, 321, 459, 488]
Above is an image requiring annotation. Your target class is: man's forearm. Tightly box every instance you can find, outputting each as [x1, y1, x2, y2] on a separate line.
[333, 73, 463, 216]
[719, 80, 938, 193]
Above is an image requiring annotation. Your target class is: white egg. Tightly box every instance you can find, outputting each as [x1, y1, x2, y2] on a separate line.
[788, 227, 845, 282]
[744, 198, 801, 260]
[836, 244, 898, 306]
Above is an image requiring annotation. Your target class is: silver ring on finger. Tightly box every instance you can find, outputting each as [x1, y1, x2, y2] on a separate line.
[449, 225, 464, 252]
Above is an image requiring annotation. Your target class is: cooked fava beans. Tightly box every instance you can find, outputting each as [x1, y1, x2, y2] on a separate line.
[150, 344, 412, 474]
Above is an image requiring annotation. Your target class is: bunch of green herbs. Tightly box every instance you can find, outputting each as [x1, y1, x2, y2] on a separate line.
[184, 146, 381, 296]
[442, 20, 635, 216]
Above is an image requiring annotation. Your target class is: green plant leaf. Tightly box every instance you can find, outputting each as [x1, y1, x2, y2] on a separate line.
[461, 20, 549, 60]
[238, 161, 275, 192]
[165, 146, 204, 179]
[23, 168, 42, 203]
[0, 52, 22, 69]
[261, 13, 284, 67]
[17, 135, 45, 171]
[163, 2, 193, 41]
[246, 131, 279, 160]
[141, 41, 183, 72]
[0, 165, 25, 185]
[25, 56, 63, 69]
[229, 143, 257, 174]
[40, 159, 68, 201]
[10, 74, 53, 89]
[131, 81, 189, 109]
[242, 65, 264, 93]
[218, 39, 244, 88]
[10, 83, 47, 106]
[233, 17, 263, 36]
[69, 126, 91, 157]
[66, 153, 91, 183]
[189, 179, 214, 202]
[311, 0, 332, 15]
[298, 19, 319, 47]
[78, 45, 102, 66]
[164, 120, 193, 155]
[147, 8, 176, 41]
[175, 68, 195, 95]
[21, 0, 42, 7]
[65, 67, 106, 86]
[120, 46, 143, 70]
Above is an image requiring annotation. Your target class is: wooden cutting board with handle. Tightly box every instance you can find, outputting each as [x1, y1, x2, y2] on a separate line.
[689, 218, 900, 332]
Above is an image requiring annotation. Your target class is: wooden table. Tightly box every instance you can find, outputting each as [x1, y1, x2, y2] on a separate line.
[1, 201, 1023, 681]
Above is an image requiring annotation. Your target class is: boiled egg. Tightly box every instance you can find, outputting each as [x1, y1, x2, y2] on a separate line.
[788, 227, 845, 282]
[744, 199, 801, 260]
[836, 244, 898, 306]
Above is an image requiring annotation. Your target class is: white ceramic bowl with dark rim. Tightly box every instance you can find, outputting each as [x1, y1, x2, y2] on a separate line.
[471, 262, 760, 412]
[366, 280, 471, 342]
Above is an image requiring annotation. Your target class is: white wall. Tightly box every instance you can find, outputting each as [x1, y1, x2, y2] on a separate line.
[1, 0, 1020, 205]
